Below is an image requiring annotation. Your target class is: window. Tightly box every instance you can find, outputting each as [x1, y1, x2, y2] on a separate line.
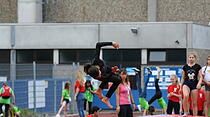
[103, 49, 141, 66]
[0, 50, 10, 80]
[148, 49, 186, 64]
[103, 49, 121, 62]
[149, 51, 166, 62]
[0, 50, 10, 63]
[59, 49, 95, 64]
[167, 49, 186, 62]
[16, 50, 53, 63]
[59, 50, 77, 64]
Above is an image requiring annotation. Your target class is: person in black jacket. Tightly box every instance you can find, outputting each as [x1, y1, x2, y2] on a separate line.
[84, 42, 121, 108]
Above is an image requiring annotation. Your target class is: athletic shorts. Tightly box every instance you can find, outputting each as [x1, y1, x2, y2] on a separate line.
[183, 80, 198, 91]
[63, 99, 70, 104]
[158, 97, 167, 109]
[205, 84, 210, 91]
[139, 98, 149, 110]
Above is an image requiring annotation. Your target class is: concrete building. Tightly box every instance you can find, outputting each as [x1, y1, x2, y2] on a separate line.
[0, 22, 210, 84]
[1, 0, 210, 112]
[1, 0, 210, 24]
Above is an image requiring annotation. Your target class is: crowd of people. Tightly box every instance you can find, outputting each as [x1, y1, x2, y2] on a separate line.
[0, 42, 209, 117]
[55, 42, 208, 117]
[2, 41, 209, 117]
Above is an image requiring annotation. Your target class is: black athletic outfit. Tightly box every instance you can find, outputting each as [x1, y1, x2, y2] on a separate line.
[91, 42, 121, 98]
[148, 78, 162, 104]
[182, 64, 201, 91]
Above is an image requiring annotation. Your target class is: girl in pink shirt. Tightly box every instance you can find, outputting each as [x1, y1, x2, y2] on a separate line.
[116, 68, 135, 117]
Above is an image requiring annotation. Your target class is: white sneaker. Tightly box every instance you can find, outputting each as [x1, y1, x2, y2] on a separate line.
[183, 113, 188, 117]
[55, 114, 60, 117]
[137, 105, 141, 112]
[156, 67, 161, 73]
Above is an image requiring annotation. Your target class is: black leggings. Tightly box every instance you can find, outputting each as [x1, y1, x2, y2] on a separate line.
[148, 79, 162, 104]
[99, 74, 121, 98]
[167, 100, 180, 114]
[118, 105, 133, 117]
[189, 110, 203, 116]
[84, 99, 92, 114]
[0, 103, 10, 117]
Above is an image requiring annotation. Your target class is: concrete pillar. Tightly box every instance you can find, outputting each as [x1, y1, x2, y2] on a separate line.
[53, 50, 59, 64]
[141, 49, 147, 64]
[148, 0, 157, 22]
[10, 50, 16, 88]
[10, 25, 16, 83]
[18, 0, 42, 23]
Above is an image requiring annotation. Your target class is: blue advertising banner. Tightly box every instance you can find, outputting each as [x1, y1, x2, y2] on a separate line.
[144, 67, 182, 89]
[142, 67, 182, 109]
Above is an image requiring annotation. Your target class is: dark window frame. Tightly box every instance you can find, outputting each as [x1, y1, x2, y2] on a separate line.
[102, 49, 141, 67]
[16, 49, 53, 64]
[0, 50, 10, 63]
[59, 49, 95, 64]
[147, 49, 186, 65]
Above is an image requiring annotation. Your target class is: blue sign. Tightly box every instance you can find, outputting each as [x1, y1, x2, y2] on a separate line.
[144, 67, 182, 89]
[143, 67, 182, 109]
[126, 67, 137, 75]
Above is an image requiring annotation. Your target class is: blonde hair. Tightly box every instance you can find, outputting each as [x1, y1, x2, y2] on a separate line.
[170, 74, 179, 85]
[76, 70, 84, 86]
[188, 53, 197, 58]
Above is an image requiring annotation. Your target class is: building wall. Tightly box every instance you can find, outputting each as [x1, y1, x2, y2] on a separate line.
[43, 0, 148, 23]
[192, 24, 210, 50]
[43, 0, 210, 24]
[0, 23, 188, 49]
[157, 0, 210, 25]
[187, 48, 210, 66]
[1, 0, 210, 24]
[0, 0, 17, 23]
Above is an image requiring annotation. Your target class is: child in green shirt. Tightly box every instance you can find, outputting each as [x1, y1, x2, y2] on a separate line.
[10, 104, 21, 117]
[56, 82, 71, 117]
[84, 80, 95, 114]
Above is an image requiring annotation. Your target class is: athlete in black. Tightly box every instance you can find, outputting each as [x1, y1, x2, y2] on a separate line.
[84, 42, 121, 108]
[181, 53, 203, 116]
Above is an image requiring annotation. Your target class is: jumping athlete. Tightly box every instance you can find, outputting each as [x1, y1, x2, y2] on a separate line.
[84, 42, 121, 108]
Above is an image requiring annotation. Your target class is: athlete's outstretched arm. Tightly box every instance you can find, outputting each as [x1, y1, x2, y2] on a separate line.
[95, 42, 119, 60]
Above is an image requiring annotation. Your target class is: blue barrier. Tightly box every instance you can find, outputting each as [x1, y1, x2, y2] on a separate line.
[2, 66, 182, 113]
[1, 79, 70, 113]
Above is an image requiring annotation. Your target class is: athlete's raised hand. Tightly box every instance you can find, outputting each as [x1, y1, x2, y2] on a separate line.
[112, 42, 119, 49]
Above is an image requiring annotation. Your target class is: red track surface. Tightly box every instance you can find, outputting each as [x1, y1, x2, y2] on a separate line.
[67, 112, 142, 117]
[67, 113, 205, 117]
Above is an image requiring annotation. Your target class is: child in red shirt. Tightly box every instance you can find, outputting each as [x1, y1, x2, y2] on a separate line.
[74, 71, 86, 117]
[189, 87, 206, 116]
[167, 74, 181, 114]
